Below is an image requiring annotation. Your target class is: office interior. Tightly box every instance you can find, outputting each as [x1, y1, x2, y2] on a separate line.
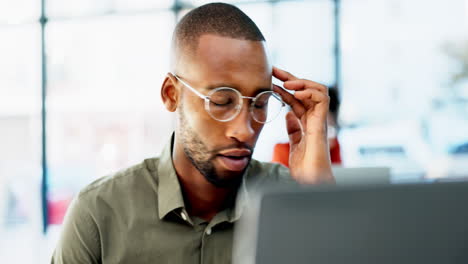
[1, 0, 467, 262]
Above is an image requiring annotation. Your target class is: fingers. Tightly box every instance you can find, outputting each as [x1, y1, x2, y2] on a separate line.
[273, 66, 299, 82]
[273, 85, 306, 118]
[273, 66, 328, 94]
[273, 66, 329, 124]
[285, 111, 303, 147]
[274, 84, 329, 117]
[294, 89, 330, 110]
[284, 79, 328, 94]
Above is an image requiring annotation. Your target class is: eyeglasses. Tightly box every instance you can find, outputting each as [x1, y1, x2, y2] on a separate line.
[172, 74, 285, 123]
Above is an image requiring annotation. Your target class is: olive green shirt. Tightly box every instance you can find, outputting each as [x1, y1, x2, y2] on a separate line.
[51, 135, 290, 264]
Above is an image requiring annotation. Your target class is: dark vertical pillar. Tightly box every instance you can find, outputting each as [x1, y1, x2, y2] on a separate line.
[40, 0, 49, 233]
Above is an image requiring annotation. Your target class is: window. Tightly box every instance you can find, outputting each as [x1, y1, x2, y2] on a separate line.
[339, 0, 468, 180]
[0, 24, 42, 263]
[0, 0, 40, 24]
[46, 13, 175, 224]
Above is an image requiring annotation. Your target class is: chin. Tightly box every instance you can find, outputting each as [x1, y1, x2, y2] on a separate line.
[203, 168, 245, 188]
[216, 168, 245, 181]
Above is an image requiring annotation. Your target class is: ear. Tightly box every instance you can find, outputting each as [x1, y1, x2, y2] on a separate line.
[161, 73, 180, 112]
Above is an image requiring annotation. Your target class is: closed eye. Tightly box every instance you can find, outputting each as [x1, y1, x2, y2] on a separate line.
[253, 101, 268, 109]
[211, 98, 233, 107]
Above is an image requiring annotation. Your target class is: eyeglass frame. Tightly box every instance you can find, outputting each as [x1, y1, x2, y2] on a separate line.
[171, 73, 286, 123]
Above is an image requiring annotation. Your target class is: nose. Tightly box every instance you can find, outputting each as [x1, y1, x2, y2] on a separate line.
[225, 103, 256, 143]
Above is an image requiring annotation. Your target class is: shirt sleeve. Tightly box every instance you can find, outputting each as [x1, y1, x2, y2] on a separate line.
[51, 194, 101, 264]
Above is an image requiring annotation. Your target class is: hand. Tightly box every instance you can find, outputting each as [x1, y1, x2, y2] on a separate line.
[272, 66, 335, 185]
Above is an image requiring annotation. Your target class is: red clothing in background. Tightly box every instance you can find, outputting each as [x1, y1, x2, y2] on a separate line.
[272, 138, 342, 168]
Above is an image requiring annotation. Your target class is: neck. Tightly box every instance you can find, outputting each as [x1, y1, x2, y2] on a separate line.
[172, 137, 237, 222]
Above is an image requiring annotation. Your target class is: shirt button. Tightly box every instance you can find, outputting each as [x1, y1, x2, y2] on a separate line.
[181, 212, 187, 221]
[206, 228, 212, 235]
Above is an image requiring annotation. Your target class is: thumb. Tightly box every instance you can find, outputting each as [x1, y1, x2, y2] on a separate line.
[286, 111, 303, 150]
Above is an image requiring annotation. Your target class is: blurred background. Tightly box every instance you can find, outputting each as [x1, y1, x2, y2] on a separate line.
[0, 0, 467, 262]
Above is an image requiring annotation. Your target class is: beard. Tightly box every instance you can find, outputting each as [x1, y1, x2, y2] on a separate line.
[178, 108, 251, 188]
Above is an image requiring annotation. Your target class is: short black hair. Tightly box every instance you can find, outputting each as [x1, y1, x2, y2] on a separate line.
[173, 2, 265, 54]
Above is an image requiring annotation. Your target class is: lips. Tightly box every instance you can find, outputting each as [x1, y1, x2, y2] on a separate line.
[217, 149, 251, 171]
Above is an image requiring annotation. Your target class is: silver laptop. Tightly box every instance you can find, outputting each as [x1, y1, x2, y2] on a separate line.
[332, 166, 391, 185]
[233, 181, 468, 264]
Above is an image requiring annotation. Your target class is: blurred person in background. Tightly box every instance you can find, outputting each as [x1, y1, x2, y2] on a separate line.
[273, 87, 342, 167]
[52, 3, 334, 263]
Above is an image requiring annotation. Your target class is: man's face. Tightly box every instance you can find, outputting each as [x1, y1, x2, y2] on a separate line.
[176, 34, 272, 187]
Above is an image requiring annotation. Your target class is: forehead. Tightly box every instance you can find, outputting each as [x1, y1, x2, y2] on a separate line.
[185, 34, 272, 92]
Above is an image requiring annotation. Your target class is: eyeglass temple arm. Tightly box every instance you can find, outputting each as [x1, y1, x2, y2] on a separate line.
[272, 93, 285, 105]
[171, 73, 207, 100]
[172, 73, 285, 106]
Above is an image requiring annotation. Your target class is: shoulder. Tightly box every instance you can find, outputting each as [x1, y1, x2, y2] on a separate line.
[75, 158, 160, 217]
[80, 159, 153, 194]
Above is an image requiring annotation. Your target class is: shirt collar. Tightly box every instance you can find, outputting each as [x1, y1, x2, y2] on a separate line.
[229, 167, 250, 222]
[157, 134, 185, 219]
[155, 133, 250, 222]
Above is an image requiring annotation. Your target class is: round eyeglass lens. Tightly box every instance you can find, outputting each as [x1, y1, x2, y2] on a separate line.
[251, 91, 284, 123]
[206, 88, 241, 122]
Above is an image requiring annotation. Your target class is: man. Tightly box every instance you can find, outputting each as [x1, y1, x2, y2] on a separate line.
[52, 3, 334, 263]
